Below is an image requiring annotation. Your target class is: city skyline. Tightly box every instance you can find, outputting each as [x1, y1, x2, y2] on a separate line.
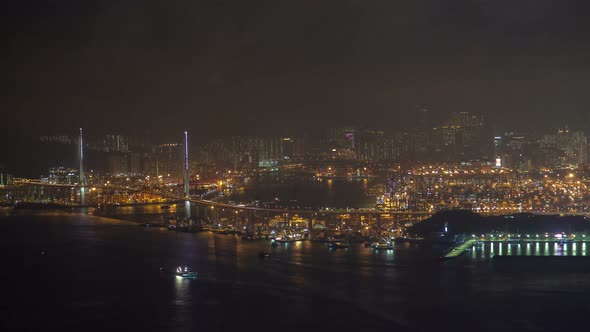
[3, 114, 590, 179]
[6, 2, 590, 331]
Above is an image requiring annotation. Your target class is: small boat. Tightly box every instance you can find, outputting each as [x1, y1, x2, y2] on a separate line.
[328, 241, 349, 249]
[274, 236, 303, 243]
[223, 228, 237, 235]
[371, 242, 394, 250]
[243, 234, 264, 240]
[175, 266, 198, 279]
[258, 252, 271, 259]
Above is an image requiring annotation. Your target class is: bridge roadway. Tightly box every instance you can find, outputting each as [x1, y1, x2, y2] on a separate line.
[6, 181, 590, 217]
[4, 181, 433, 216]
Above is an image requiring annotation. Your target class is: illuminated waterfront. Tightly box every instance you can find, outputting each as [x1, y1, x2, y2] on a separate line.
[470, 241, 590, 260]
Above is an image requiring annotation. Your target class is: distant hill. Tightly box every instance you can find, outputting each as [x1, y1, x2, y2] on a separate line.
[407, 210, 590, 236]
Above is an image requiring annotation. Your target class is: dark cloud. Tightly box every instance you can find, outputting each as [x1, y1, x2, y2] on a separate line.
[4, 0, 590, 140]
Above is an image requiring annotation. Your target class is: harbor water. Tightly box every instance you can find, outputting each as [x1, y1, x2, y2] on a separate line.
[3, 210, 590, 331]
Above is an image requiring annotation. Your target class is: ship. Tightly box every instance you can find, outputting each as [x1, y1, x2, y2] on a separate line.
[328, 241, 349, 249]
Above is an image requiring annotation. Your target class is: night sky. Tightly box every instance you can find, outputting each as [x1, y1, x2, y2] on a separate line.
[5, 0, 590, 140]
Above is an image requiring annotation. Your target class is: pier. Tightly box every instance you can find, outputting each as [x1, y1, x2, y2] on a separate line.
[441, 239, 477, 259]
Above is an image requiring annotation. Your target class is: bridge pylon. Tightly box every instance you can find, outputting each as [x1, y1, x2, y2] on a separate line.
[78, 128, 86, 205]
[183, 131, 189, 199]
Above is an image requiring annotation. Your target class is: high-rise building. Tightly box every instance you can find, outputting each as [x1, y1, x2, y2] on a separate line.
[292, 135, 307, 160]
[231, 136, 262, 168]
[149, 143, 184, 178]
[104, 134, 129, 153]
[498, 132, 537, 170]
[229, 135, 301, 166]
[542, 127, 588, 166]
[0, 167, 13, 186]
[354, 129, 384, 161]
[258, 137, 283, 163]
[432, 112, 490, 161]
[106, 153, 125, 174]
[40, 135, 73, 144]
[127, 131, 152, 153]
[43, 167, 78, 184]
[199, 139, 232, 167]
[381, 134, 406, 161]
[281, 137, 294, 160]
[326, 127, 355, 150]
[409, 130, 430, 161]
[128, 153, 143, 174]
[417, 108, 431, 130]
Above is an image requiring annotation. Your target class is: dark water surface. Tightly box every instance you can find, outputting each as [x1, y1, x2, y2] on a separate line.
[228, 178, 375, 209]
[2, 211, 590, 331]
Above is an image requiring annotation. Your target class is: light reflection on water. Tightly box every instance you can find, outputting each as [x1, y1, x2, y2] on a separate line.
[470, 241, 590, 260]
[174, 276, 190, 306]
[172, 275, 194, 330]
